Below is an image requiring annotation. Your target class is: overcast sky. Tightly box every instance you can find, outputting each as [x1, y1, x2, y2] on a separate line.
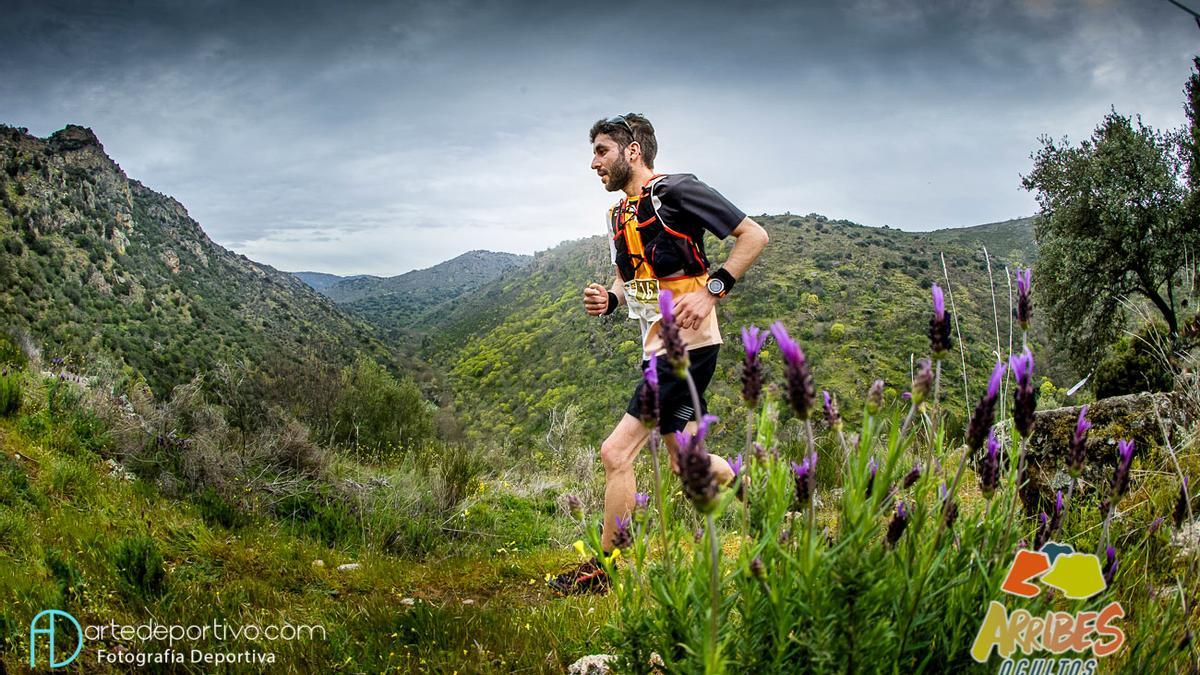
[2, 0, 1196, 276]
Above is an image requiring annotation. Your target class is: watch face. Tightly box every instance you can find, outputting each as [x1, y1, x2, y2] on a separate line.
[707, 278, 725, 295]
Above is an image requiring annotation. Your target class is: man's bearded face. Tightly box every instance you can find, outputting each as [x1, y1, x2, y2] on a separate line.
[602, 151, 632, 192]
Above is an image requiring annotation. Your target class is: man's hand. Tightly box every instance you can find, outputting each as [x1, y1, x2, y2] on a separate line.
[672, 290, 717, 330]
[583, 282, 610, 316]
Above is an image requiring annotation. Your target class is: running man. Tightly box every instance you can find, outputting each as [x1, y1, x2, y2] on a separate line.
[550, 113, 769, 595]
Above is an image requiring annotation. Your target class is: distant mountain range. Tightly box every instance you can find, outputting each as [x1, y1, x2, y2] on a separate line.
[294, 251, 532, 350]
[292, 271, 376, 292]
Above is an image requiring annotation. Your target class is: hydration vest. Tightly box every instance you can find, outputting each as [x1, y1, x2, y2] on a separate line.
[609, 174, 711, 283]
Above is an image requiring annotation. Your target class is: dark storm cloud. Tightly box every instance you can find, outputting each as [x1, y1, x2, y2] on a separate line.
[2, 0, 1196, 274]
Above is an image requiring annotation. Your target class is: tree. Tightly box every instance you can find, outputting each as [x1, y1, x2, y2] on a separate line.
[332, 356, 432, 458]
[1182, 57, 1200, 233]
[1022, 110, 1196, 373]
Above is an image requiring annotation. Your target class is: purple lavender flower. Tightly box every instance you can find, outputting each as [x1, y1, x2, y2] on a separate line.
[565, 493, 584, 519]
[638, 354, 660, 428]
[886, 501, 909, 548]
[866, 456, 878, 498]
[676, 414, 720, 513]
[770, 321, 815, 420]
[1034, 512, 1051, 549]
[1103, 546, 1118, 586]
[822, 390, 841, 431]
[866, 379, 884, 415]
[634, 492, 650, 511]
[741, 326, 766, 408]
[980, 429, 1001, 500]
[1050, 490, 1064, 530]
[791, 452, 818, 509]
[943, 496, 959, 529]
[658, 289, 689, 376]
[728, 453, 747, 500]
[902, 462, 922, 489]
[728, 454, 744, 478]
[694, 527, 705, 543]
[929, 284, 952, 357]
[1111, 439, 1135, 502]
[612, 513, 633, 550]
[1175, 476, 1192, 529]
[749, 556, 765, 580]
[1009, 347, 1036, 438]
[1034, 491, 1065, 549]
[752, 441, 767, 462]
[1148, 517, 1164, 535]
[965, 360, 1005, 452]
[912, 358, 933, 405]
[1067, 405, 1091, 478]
[1016, 267, 1032, 331]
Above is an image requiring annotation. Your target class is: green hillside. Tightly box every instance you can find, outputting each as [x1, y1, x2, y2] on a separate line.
[0, 124, 410, 399]
[424, 214, 1062, 448]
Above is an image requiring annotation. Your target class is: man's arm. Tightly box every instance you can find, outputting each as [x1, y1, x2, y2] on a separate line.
[715, 217, 769, 280]
[672, 216, 769, 330]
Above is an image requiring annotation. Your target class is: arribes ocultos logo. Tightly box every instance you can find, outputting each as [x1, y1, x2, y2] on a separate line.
[971, 541, 1125, 674]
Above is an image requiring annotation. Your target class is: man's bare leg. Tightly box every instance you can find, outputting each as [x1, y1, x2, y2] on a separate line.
[599, 414, 651, 551]
[600, 416, 736, 551]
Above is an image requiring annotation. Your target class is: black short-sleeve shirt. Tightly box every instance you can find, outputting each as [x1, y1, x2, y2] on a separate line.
[642, 173, 746, 241]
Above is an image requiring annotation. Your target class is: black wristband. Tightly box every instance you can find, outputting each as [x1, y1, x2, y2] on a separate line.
[604, 291, 619, 315]
[711, 267, 736, 293]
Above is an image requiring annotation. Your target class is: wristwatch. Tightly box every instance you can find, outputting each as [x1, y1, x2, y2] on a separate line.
[706, 268, 735, 298]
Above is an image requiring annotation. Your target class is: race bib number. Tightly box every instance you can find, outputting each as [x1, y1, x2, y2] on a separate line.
[623, 278, 661, 323]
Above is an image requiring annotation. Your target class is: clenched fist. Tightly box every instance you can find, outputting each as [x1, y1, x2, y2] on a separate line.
[583, 282, 610, 316]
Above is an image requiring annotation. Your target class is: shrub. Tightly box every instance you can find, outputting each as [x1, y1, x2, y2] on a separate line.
[434, 443, 485, 513]
[0, 332, 25, 369]
[333, 357, 433, 459]
[112, 535, 166, 601]
[0, 611, 12, 656]
[45, 548, 85, 604]
[0, 368, 20, 416]
[195, 487, 249, 529]
[273, 488, 360, 547]
[1093, 323, 1173, 398]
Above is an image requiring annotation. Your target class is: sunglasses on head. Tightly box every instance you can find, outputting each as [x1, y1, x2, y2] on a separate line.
[607, 115, 637, 138]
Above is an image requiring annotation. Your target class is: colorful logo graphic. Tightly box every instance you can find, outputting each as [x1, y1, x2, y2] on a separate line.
[29, 610, 84, 669]
[971, 541, 1125, 668]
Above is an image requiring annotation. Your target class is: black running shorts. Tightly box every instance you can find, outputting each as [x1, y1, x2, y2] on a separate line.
[625, 344, 720, 434]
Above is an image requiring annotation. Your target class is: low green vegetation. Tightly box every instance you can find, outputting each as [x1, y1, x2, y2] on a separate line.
[0, 359, 614, 672]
